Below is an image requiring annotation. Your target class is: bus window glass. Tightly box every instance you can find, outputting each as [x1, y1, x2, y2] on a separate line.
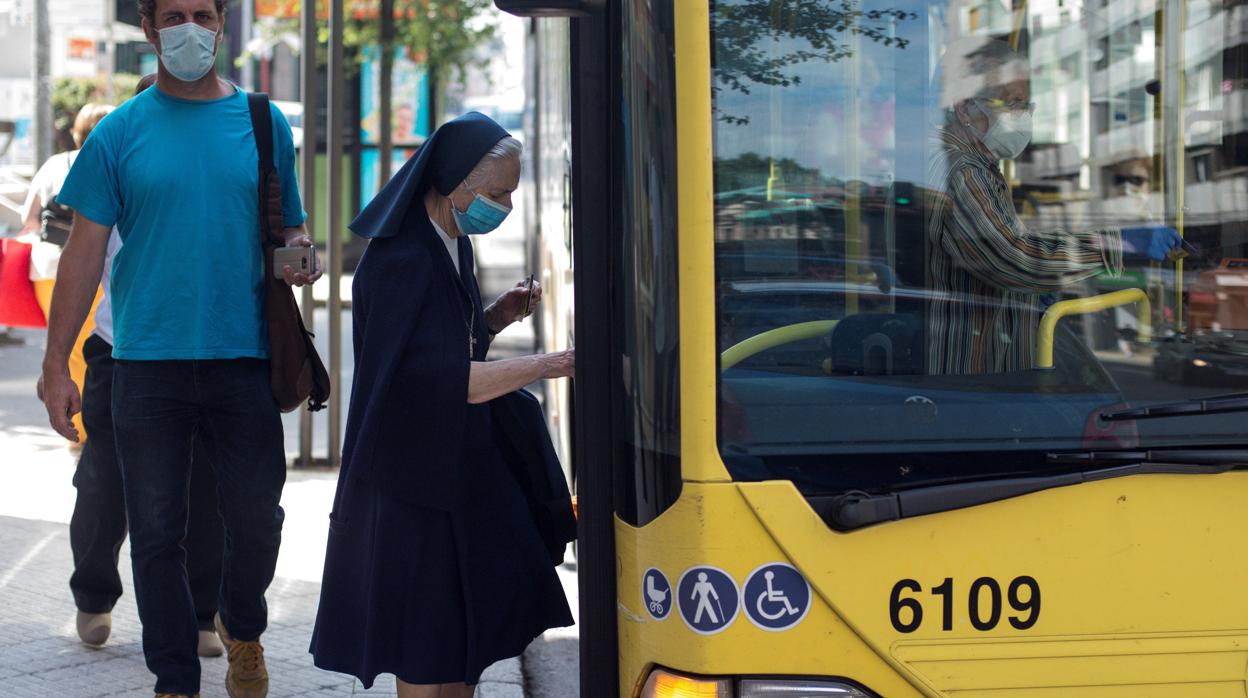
[712, 0, 1248, 491]
[617, 0, 682, 524]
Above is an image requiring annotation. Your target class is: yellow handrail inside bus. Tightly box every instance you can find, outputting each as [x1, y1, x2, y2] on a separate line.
[1035, 289, 1151, 369]
[721, 320, 839, 371]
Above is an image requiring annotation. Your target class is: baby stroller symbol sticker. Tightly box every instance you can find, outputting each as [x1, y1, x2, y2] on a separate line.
[642, 568, 672, 620]
[742, 563, 810, 631]
[676, 566, 739, 634]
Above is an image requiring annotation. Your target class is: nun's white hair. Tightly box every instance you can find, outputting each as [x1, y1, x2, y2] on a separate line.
[464, 136, 523, 189]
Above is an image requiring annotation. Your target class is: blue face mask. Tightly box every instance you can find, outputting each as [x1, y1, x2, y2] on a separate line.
[158, 22, 219, 82]
[451, 189, 511, 235]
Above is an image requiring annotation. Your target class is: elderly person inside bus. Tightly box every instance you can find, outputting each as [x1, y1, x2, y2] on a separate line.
[926, 38, 1181, 375]
[309, 112, 574, 698]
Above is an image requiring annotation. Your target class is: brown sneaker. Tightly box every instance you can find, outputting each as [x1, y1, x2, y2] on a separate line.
[214, 613, 268, 698]
[75, 611, 111, 647]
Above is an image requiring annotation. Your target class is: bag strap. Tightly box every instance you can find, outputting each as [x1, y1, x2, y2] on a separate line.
[246, 92, 277, 244]
[247, 92, 275, 174]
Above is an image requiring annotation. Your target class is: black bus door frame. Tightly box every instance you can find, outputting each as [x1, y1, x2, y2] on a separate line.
[570, 5, 622, 696]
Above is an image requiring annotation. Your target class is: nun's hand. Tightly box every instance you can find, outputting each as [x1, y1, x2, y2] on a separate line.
[281, 230, 324, 287]
[538, 349, 575, 379]
[486, 279, 542, 333]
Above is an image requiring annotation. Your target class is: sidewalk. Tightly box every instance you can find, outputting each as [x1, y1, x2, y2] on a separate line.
[0, 326, 529, 697]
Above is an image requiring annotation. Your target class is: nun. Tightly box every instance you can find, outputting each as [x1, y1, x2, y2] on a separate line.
[309, 112, 575, 698]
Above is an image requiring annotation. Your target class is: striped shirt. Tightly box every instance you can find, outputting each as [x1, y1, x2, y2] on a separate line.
[924, 118, 1122, 375]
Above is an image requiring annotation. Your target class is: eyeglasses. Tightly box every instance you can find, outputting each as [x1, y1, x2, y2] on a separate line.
[979, 98, 1037, 115]
[1115, 174, 1148, 186]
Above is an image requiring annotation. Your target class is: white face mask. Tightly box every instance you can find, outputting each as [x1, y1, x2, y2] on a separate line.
[158, 22, 219, 83]
[973, 101, 1033, 160]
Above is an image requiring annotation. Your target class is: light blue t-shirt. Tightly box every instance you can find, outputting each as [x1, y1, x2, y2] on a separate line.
[59, 84, 305, 360]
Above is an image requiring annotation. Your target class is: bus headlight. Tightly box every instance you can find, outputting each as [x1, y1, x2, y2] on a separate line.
[739, 678, 874, 696]
[640, 669, 875, 697]
[641, 669, 731, 697]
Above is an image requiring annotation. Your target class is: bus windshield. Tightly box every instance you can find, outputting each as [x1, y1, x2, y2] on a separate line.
[712, 0, 1248, 487]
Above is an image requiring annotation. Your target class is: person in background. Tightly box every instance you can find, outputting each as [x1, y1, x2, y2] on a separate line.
[927, 37, 1180, 374]
[41, 73, 226, 660]
[1113, 156, 1153, 203]
[39, 0, 316, 694]
[310, 112, 574, 698]
[0, 103, 114, 347]
[1109, 154, 1157, 356]
[18, 103, 113, 239]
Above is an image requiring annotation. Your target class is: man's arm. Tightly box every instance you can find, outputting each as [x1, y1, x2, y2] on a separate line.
[280, 223, 322, 287]
[942, 164, 1121, 293]
[40, 213, 110, 441]
[272, 103, 316, 287]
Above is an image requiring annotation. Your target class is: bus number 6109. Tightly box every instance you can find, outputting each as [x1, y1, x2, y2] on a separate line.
[889, 576, 1041, 633]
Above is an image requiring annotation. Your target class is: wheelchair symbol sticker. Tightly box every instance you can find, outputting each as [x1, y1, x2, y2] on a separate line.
[676, 566, 740, 635]
[742, 563, 811, 631]
[642, 568, 672, 620]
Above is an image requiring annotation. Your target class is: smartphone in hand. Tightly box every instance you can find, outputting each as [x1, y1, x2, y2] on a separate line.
[1167, 239, 1202, 262]
[273, 246, 317, 279]
[522, 274, 536, 319]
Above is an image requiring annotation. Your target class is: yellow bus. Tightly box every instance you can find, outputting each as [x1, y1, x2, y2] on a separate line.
[505, 0, 1248, 695]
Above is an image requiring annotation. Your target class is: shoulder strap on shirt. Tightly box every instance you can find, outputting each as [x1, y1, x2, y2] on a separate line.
[247, 92, 283, 245]
[247, 92, 275, 173]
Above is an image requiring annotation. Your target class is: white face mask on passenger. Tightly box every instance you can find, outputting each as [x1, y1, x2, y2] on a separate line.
[972, 101, 1033, 160]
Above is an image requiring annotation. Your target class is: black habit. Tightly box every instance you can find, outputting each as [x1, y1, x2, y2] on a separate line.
[309, 113, 573, 687]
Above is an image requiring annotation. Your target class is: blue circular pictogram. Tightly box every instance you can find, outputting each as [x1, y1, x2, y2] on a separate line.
[676, 566, 740, 635]
[642, 568, 672, 620]
[741, 563, 811, 631]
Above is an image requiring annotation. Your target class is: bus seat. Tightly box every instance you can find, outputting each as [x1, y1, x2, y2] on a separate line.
[828, 313, 922, 376]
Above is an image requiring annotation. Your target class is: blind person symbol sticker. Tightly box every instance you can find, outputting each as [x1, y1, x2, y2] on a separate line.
[643, 568, 672, 620]
[676, 566, 740, 634]
[742, 563, 811, 631]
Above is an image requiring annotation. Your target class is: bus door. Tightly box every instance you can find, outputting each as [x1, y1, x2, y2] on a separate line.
[504, 0, 1248, 696]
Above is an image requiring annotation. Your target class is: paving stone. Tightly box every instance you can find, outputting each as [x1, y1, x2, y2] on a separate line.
[477, 681, 526, 698]
[480, 658, 524, 685]
[0, 514, 527, 697]
[0, 337, 538, 698]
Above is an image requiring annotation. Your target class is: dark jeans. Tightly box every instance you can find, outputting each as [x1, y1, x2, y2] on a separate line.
[113, 357, 286, 695]
[71, 335, 224, 630]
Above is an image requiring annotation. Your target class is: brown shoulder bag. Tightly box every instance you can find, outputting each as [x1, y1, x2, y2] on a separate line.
[247, 92, 331, 413]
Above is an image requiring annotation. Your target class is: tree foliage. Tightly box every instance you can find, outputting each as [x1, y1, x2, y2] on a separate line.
[713, 0, 917, 125]
[50, 74, 142, 152]
[714, 152, 824, 192]
[250, 0, 496, 87]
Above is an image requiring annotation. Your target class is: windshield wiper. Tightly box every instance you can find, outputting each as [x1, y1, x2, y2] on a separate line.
[812, 449, 1248, 531]
[1044, 448, 1248, 466]
[1100, 392, 1248, 422]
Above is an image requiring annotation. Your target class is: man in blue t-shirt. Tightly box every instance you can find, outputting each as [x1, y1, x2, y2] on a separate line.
[40, 0, 318, 695]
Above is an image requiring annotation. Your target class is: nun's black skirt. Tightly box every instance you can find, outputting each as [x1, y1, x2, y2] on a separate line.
[309, 405, 573, 687]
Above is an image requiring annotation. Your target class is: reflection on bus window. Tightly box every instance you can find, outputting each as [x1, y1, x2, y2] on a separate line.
[711, 0, 1248, 484]
[617, 0, 681, 525]
[927, 37, 1141, 375]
